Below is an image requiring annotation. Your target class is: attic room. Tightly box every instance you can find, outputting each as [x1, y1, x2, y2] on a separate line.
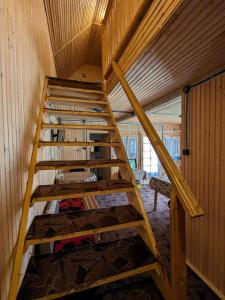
[0, 1, 225, 300]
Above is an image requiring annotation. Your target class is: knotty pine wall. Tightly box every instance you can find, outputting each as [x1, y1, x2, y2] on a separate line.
[182, 74, 225, 298]
[0, 1, 56, 298]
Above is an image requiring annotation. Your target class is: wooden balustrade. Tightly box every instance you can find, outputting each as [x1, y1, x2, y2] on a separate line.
[112, 61, 203, 218]
[112, 61, 204, 299]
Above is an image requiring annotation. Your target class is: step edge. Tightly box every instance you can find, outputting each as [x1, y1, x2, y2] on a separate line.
[33, 262, 159, 300]
[46, 97, 107, 104]
[25, 219, 145, 247]
[38, 141, 120, 147]
[31, 186, 135, 203]
[41, 124, 115, 130]
[43, 109, 110, 116]
[35, 161, 127, 171]
[48, 84, 105, 94]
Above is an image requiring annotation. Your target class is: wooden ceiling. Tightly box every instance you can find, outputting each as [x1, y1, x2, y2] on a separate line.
[44, 0, 109, 78]
[108, 0, 225, 121]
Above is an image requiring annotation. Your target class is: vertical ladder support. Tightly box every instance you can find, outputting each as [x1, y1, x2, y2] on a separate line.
[170, 189, 186, 300]
[8, 78, 49, 300]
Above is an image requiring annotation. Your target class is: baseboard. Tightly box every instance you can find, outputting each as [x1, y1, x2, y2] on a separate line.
[186, 260, 225, 300]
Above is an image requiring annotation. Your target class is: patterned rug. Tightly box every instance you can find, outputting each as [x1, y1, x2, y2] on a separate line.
[63, 185, 218, 300]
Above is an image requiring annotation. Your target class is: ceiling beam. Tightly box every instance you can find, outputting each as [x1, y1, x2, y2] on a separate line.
[106, 0, 184, 95]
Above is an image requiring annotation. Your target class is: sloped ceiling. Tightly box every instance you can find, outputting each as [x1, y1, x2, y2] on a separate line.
[44, 0, 109, 78]
[108, 0, 225, 121]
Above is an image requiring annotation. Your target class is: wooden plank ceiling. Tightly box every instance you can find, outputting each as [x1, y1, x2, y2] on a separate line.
[44, 0, 109, 78]
[108, 0, 225, 121]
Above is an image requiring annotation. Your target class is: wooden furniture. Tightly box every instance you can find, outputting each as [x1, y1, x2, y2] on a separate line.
[149, 177, 171, 211]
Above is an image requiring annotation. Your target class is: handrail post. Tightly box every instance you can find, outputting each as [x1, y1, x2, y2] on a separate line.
[170, 189, 186, 299]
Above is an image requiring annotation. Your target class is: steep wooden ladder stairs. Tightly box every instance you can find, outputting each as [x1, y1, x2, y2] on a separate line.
[9, 77, 171, 300]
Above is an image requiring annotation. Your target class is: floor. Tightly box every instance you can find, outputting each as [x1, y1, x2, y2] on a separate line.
[63, 185, 219, 300]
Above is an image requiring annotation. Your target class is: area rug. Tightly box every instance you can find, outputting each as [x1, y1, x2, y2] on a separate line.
[62, 185, 218, 300]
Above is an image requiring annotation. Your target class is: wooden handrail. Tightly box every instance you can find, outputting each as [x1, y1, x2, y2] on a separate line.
[112, 61, 204, 218]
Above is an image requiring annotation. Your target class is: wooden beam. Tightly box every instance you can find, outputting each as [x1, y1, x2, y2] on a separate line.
[38, 141, 120, 147]
[103, 0, 153, 78]
[106, 0, 184, 94]
[46, 96, 107, 105]
[25, 219, 144, 247]
[48, 84, 104, 95]
[43, 108, 110, 118]
[112, 61, 203, 218]
[41, 123, 115, 131]
[8, 78, 49, 300]
[170, 189, 186, 299]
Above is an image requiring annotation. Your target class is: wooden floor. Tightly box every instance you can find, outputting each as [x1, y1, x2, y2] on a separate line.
[26, 205, 143, 245]
[17, 236, 156, 300]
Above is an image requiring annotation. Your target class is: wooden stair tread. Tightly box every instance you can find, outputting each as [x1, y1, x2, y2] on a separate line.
[41, 123, 115, 131]
[47, 77, 103, 91]
[31, 180, 134, 202]
[43, 108, 110, 118]
[35, 159, 126, 171]
[38, 141, 120, 147]
[46, 96, 107, 106]
[48, 84, 104, 95]
[26, 204, 143, 245]
[18, 235, 157, 300]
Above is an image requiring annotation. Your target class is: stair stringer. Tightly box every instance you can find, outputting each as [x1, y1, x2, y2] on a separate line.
[104, 92, 172, 300]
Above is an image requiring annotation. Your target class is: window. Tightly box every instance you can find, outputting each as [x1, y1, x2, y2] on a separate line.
[122, 136, 137, 159]
[142, 137, 159, 175]
[164, 137, 180, 160]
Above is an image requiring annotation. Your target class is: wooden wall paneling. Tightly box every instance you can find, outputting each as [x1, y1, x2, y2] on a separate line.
[0, 0, 56, 298]
[213, 77, 221, 288]
[102, 0, 149, 76]
[107, 0, 225, 122]
[106, 0, 183, 91]
[182, 74, 225, 297]
[69, 64, 102, 83]
[44, 0, 109, 78]
[219, 75, 225, 293]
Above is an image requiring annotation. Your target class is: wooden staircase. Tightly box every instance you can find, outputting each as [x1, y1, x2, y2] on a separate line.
[9, 77, 171, 300]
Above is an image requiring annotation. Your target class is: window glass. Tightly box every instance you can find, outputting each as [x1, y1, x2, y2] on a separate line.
[122, 136, 137, 160]
[143, 136, 159, 176]
[164, 137, 180, 160]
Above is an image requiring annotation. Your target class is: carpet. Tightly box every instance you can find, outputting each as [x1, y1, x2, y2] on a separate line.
[63, 185, 219, 300]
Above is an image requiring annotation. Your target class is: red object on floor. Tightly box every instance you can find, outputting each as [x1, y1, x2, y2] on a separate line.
[54, 235, 94, 252]
[55, 198, 94, 252]
[59, 198, 84, 212]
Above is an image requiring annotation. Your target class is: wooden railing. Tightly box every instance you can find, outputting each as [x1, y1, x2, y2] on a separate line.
[112, 61, 204, 299]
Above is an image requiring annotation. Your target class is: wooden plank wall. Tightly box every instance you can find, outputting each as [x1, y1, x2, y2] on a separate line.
[61, 125, 90, 162]
[44, 0, 108, 78]
[69, 64, 102, 83]
[0, 1, 56, 299]
[181, 74, 225, 298]
[102, 0, 147, 76]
